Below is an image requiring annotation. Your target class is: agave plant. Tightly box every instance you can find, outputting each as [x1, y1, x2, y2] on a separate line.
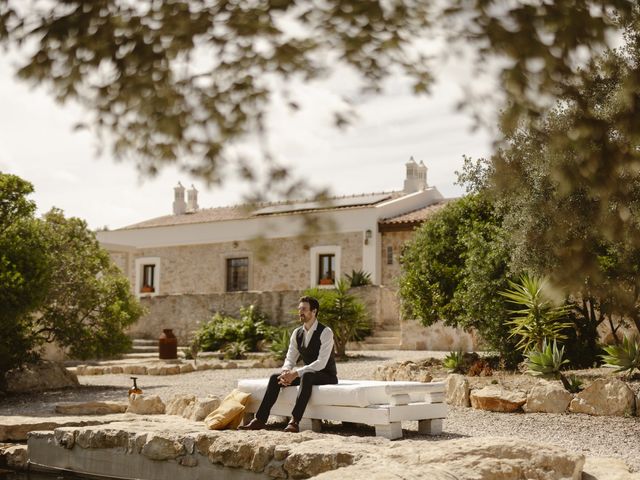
[268, 329, 291, 361]
[525, 339, 572, 391]
[443, 350, 465, 373]
[601, 336, 640, 378]
[499, 274, 572, 352]
[223, 340, 248, 360]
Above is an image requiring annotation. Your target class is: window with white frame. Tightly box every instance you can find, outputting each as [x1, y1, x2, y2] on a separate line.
[135, 257, 160, 296]
[310, 246, 341, 287]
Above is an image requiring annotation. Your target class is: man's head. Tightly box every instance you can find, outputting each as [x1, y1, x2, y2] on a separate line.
[298, 296, 319, 324]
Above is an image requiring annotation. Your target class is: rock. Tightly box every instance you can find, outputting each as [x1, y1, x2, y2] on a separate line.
[470, 386, 526, 412]
[179, 363, 195, 374]
[261, 358, 281, 369]
[84, 366, 105, 376]
[195, 362, 212, 371]
[106, 366, 124, 374]
[165, 394, 197, 416]
[122, 365, 148, 375]
[314, 437, 584, 480]
[445, 374, 470, 407]
[126, 394, 165, 415]
[283, 438, 367, 478]
[0, 414, 130, 442]
[4, 361, 79, 393]
[251, 361, 264, 368]
[146, 366, 163, 375]
[0, 444, 28, 470]
[373, 362, 432, 383]
[178, 455, 198, 467]
[55, 401, 128, 415]
[583, 456, 640, 480]
[223, 362, 238, 369]
[141, 434, 185, 460]
[524, 381, 572, 413]
[185, 397, 221, 422]
[569, 378, 636, 416]
[160, 365, 181, 375]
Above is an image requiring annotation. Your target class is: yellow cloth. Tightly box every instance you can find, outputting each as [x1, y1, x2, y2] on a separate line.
[204, 389, 251, 430]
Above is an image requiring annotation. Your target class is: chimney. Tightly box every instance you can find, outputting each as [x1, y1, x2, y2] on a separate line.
[187, 184, 199, 212]
[403, 156, 427, 193]
[173, 182, 186, 215]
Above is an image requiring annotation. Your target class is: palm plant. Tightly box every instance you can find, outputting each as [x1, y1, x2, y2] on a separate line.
[525, 339, 572, 391]
[601, 336, 640, 378]
[345, 269, 372, 287]
[499, 274, 572, 352]
[268, 328, 291, 361]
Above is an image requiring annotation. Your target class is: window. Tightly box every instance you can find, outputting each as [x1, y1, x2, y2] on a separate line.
[135, 257, 160, 296]
[142, 264, 156, 292]
[386, 246, 394, 265]
[318, 254, 335, 285]
[227, 257, 249, 291]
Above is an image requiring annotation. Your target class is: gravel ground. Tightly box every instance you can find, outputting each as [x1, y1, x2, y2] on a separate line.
[2, 350, 639, 472]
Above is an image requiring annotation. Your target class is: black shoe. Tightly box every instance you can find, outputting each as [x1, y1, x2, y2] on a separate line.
[238, 418, 266, 430]
[283, 419, 299, 433]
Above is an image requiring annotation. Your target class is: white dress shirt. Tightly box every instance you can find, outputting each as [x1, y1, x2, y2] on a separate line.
[282, 320, 334, 376]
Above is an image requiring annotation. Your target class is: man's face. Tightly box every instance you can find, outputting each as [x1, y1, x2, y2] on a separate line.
[298, 302, 315, 324]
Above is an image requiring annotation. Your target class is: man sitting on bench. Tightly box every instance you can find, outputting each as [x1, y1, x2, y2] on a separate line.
[239, 295, 338, 433]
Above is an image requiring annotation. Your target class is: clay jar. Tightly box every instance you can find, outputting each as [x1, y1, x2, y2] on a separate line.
[158, 329, 178, 359]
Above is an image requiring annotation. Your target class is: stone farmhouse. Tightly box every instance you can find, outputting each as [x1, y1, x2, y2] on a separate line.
[97, 159, 477, 351]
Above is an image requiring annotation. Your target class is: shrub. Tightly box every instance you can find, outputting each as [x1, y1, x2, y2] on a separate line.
[269, 329, 291, 361]
[601, 335, 640, 378]
[194, 305, 274, 352]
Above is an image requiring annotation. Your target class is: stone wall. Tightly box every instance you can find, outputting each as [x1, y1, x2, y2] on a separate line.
[112, 231, 363, 296]
[380, 230, 414, 288]
[131, 286, 387, 342]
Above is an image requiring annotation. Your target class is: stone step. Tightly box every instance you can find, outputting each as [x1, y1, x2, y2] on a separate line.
[362, 336, 401, 344]
[132, 339, 157, 346]
[131, 345, 158, 353]
[346, 342, 401, 351]
[369, 330, 401, 338]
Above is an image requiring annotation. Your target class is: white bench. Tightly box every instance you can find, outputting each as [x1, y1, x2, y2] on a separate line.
[236, 379, 447, 440]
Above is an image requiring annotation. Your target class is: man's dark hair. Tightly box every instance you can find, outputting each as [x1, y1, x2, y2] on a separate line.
[299, 296, 320, 315]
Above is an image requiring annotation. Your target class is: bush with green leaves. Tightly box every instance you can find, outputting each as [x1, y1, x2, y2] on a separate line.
[601, 336, 640, 378]
[500, 274, 572, 352]
[345, 270, 372, 287]
[269, 328, 292, 361]
[194, 305, 276, 352]
[305, 280, 371, 357]
[525, 339, 573, 391]
[223, 340, 248, 360]
[443, 350, 465, 373]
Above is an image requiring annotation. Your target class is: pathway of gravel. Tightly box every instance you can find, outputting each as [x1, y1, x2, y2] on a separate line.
[1, 350, 638, 472]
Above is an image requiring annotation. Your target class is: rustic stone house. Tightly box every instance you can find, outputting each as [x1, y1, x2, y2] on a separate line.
[97, 159, 477, 351]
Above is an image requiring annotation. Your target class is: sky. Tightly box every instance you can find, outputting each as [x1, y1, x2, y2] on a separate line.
[0, 49, 494, 231]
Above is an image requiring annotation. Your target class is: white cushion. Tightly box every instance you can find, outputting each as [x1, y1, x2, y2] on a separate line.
[237, 379, 443, 408]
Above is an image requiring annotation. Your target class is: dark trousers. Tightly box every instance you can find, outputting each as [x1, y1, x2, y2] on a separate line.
[255, 371, 338, 423]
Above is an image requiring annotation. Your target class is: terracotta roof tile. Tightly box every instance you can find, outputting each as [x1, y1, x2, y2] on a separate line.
[379, 201, 451, 225]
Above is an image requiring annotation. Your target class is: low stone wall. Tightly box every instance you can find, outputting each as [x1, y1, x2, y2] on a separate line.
[26, 419, 591, 480]
[400, 318, 479, 351]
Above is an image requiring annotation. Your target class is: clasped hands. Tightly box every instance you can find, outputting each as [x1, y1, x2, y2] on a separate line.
[278, 369, 298, 386]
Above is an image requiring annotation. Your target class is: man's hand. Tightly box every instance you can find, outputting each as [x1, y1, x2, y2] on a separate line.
[278, 370, 298, 386]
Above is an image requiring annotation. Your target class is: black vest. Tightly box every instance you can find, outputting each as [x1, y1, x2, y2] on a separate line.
[295, 322, 337, 376]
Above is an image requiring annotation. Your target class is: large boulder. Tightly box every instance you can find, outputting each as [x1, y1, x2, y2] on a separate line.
[165, 394, 197, 416]
[583, 457, 640, 480]
[126, 394, 165, 415]
[374, 361, 432, 383]
[4, 361, 79, 393]
[141, 434, 186, 460]
[524, 381, 572, 414]
[445, 374, 470, 407]
[470, 386, 526, 412]
[165, 394, 221, 421]
[569, 378, 636, 416]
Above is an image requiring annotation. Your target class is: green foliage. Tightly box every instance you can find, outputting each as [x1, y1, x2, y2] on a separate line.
[0, 174, 143, 384]
[304, 280, 370, 358]
[269, 329, 292, 362]
[194, 305, 275, 352]
[345, 269, 372, 287]
[525, 339, 573, 392]
[399, 193, 520, 366]
[223, 340, 248, 360]
[500, 274, 572, 352]
[566, 375, 584, 394]
[443, 351, 465, 373]
[601, 336, 640, 377]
